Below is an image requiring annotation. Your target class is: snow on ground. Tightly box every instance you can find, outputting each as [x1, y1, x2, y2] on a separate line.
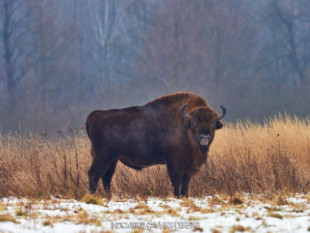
[0, 194, 310, 232]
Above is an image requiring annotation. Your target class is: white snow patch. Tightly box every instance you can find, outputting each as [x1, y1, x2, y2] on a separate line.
[0, 194, 309, 232]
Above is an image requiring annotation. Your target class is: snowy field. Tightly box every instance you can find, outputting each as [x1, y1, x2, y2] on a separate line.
[0, 194, 310, 233]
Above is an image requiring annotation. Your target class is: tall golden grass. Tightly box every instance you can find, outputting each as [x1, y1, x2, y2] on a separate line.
[0, 115, 309, 199]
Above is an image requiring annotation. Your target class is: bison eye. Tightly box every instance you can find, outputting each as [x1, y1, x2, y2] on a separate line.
[192, 120, 197, 128]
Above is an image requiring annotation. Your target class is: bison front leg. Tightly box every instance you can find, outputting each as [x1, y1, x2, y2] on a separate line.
[181, 173, 191, 197]
[167, 166, 182, 198]
[101, 161, 117, 195]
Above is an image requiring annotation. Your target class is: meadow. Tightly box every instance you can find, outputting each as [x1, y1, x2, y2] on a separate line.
[0, 115, 309, 199]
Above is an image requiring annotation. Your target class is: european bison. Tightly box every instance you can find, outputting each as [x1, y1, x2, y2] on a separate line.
[86, 92, 226, 197]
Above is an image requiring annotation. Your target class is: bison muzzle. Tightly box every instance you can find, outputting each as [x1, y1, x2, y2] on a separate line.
[86, 92, 226, 197]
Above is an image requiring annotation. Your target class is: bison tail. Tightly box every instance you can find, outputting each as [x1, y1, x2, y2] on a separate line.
[85, 117, 91, 138]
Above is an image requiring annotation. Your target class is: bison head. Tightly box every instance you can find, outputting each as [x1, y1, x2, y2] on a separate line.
[181, 105, 226, 152]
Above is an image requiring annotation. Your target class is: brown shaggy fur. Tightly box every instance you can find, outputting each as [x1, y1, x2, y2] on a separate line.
[86, 92, 225, 197]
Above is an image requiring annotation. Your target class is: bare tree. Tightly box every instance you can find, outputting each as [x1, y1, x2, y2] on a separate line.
[267, 0, 310, 83]
[86, 0, 117, 84]
[0, 0, 28, 105]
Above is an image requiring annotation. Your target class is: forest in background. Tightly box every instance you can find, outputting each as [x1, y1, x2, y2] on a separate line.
[0, 0, 309, 133]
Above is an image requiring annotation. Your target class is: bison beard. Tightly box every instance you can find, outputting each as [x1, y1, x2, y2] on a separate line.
[86, 92, 226, 197]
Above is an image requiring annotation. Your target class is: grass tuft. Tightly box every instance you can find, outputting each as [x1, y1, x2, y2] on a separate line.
[42, 220, 53, 226]
[16, 209, 27, 217]
[230, 225, 251, 233]
[193, 227, 203, 232]
[0, 214, 17, 223]
[268, 212, 283, 219]
[80, 194, 102, 205]
[277, 196, 288, 205]
[230, 196, 244, 205]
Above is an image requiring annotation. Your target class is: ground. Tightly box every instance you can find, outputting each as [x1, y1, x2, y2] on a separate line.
[0, 194, 309, 233]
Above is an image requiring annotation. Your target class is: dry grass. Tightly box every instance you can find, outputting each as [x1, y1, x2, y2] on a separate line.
[81, 194, 103, 205]
[230, 225, 251, 233]
[0, 115, 309, 199]
[0, 214, 17, 223]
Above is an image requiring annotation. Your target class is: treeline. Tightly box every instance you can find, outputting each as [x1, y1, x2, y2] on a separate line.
[0, 0, 309, 133]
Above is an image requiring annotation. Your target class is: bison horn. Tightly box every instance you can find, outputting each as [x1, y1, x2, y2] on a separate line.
[218, 106, 227, 120]
[180, 104, 191, 119]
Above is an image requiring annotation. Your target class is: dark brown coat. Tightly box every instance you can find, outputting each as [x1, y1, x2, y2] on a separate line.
[86, 92, 226, 197]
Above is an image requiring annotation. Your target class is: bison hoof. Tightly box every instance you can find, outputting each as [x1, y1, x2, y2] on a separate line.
[89, 186, 96, 194]
[88, 178, 97, 194]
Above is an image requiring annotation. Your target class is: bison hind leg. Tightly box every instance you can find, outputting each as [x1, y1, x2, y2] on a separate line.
[101, 161, 117, 195]
[88, 170, 100, 194]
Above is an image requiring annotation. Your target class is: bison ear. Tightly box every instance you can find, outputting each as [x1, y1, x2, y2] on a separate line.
[216, 120, 223, 129]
